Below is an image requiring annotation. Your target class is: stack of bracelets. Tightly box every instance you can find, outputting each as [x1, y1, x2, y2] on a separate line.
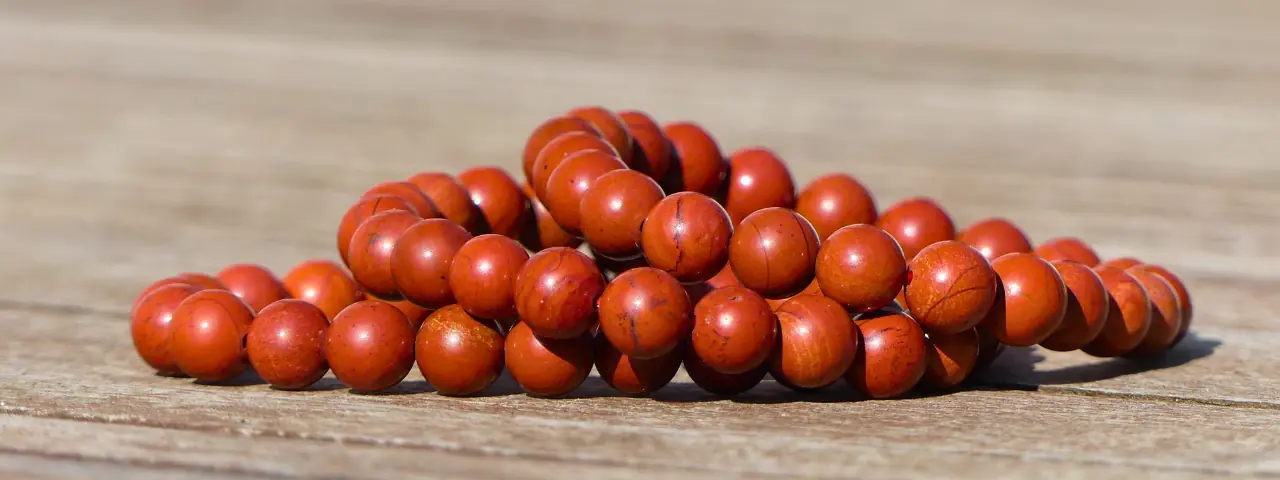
[129, 105, 1194, 398]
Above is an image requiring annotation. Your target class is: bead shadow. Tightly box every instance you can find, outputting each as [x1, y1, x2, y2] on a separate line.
[976, 332, 1220, 387]
[348, 379, 434, 396]
[279, 377, 348, 392]
[726, 377, 865, 404]
[195, 369, 266, 387]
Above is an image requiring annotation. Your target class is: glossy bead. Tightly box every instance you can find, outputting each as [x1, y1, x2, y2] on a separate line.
[384, 297, 432, 330]
[1124, 266, 1184, 357]
[448, 234, 530, 319]
[169, 290, 255, 383]
[361, 181, 442, 220]
[640, 192, 733, 283]
[764, 277, 822, 311]
[131, 283, 201, 375]
[390, 219, 473, 309]
[683, 347, 767, 396]
[415, 305, 505, 396]
[543, 150, 627, 236]
[326, 300, 416, 391]
[567, 106, 634, 166]
[133, 276, 197, 313]
[176, 272, 226, 291]
[579, 169, 665, 260]
[1040, 260, 1110, 351]
[769, 295, 857, 390]
[618, 110, 672, 181]
[875, 197, 956, 261]
[521, 116, 599, 182]
[1082, 267, 1151, 357]
[1141, 264, 1193, 346]
[347, 209, 420, 299]
[982, 253, 1068, 347]
[814, 224, 908, 313]
[661, 122, 727, 196]
[794, 173, 877, 241]
[1035, 237, 1101, 267]
[337, 195, 418, 267]
[1100, 257, 1143, 271]
[692, 286, 778, 374]
[904, 241, 997, 334]
[246, 299, 329, 390]
[530, 132, 618, 201]
[514, 248, 606, 339]
[724, 147, 796, 225]
[958, 217, 1033, 262]
[215, 264, 289, 314]
[847, 311, 928, 398]
[407, 172, 482, 234]
[729, 208, 821, 298]
[920, 328, 980, 390]
[504, 321, 593, 397]
[594, 334, 682, 396]
[458, 166, 529, 239]
[519, 182, 581, 251]
[598, 267, 693, 359]
[281, 259, 363, 321]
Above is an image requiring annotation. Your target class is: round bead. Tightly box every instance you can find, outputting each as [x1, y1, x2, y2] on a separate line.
[640, 192, 733, 283]
[618, 110, 672, 181]
[131, 283, 201, 376]
[847, 311, 928, 398]
[448, 234, 530, 319]
[390, 218, 473, 309]
[1082, 267, 1151, 357]
[175, 272, 226, 291]
[169, 290, 255, 383]
[384, 297, 432, 330]
[769, 295, 858, 390]
[133, 276, 197, 313]
[215, 263, 289, 314]
[958, 217, 1033, 262]
[920, 328, 980, 390]
[519, 182, 582, 251]
[691, 286, 778, 374]
[407, 172, 483, 234]
[1039, 260, 1110, 351]
[1140, 264, 1193, 346]
[326, 300, 416, 391]
[337, 195, 418, 267]
[794, 173, 877, 241]
[661, 122, 727, 196]
[504, 321, 593, 397]
[875, 197, 956, 261]
[457, 166, 530, 239]
[1035, 237, 1100, 267]
[246, 299, 329, 390]
[597, 267, 693, 359]
[543, 150, 627, 236]
[282, 259, 363, 321]
[815, 224, 908, 313]
[579, 169, 665, 260]
[764, 277, 822, 311]
[730, 208, 822, 299]
[347, 209, 420, 299]
[1124, 266, 1184, 357]
[594, 334, 683, 396]
[567, 106, 634, 166]
[904, 241, 997, 334]
[361, 181, 442, 220]
[724, 147, 796, 225]
[1100, 257, 1143, 271]
[415, 305, 505, 396]
[683, 347, 767, 396]
[982, 253, 1068, 346]
[530, 132, 618, 201]
[521, 116, 599, 182]
[514, 248, 607, 339]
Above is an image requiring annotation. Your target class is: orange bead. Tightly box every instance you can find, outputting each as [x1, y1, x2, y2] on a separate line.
[981, 253, 1068, 347]
[1039, 260, 1109, 352]
[390, 218, 473, 309]
[691, 286, 777, 374]
[1124, 266, 1184, 357]
[457, 166, 529, 239]
[216, 263, 290, 314]
[415, 305, 505, 396]
[661, 122, 727, 197]
[326, 300, 416, 391]
[246, 299, 329, 390]
[795, 173, 877, 241]
[770, 295, 858, 390]
[1100, 257, 1143, 271]
[505, 321, 593, 397]
[594, 334, 683, 396]
[407, 172, 483, 234]
[723, 147, 796, 225]
[170, 290, 255, 383]
[514, 248, 606, 339]
[920, 328, 981, 390]
[875, 197, 955, 261]
[1140, 264, 1193, 346]
[383, 297, 432, 330]
[361, 181, 442, 220]
[133, 276, 196, 313]
[729, 208, 821, 298]
[579, 169, 665, 260]
[530, 132, 619, 202]
[683, 347, 767, 396]
[1035, 237, 1101, 267]
[640, 192, 734, 284]
[814, 224, 908, 313]
[597, 267, 693, 359]
[337, 195, 418, 267]
[448, 234, 530, 320]
[543, 150, 627, 236]
[518, 182, 582, 251]
[847, 311, 928, 398]
[281, 259, 363, 321]
[131, 283, 201, 376]
[958, 217, 1033, 262]
[617, 110, 672, 181]
[904, 241, 997, 334]
[1082, 267, 1151, 357]
[347, 209, 420, 299]
[764, 277, 822, 311]
[567, 105, 633, 167]
[175, 272, 226, 291]
[521, 116, 599, 182]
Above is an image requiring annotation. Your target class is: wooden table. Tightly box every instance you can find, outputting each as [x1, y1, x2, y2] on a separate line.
[3, 1, 1278, 477]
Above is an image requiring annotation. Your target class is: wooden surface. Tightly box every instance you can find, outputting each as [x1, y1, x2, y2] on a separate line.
[2, 0, 1279, 477]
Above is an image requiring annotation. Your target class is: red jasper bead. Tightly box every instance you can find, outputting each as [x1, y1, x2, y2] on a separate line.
[723, 147, 796, 225]
[176, 272, 226, 291]
[521, 116, 599, 182]
[169, 290, 255, 383]
[847, 311, 929, 398]
[814, 224, 908, 313]
[567, 106, 634, 166]
[326, 300, 416, 391]
[661, 122, 727, 196]
[458, 166, 530, 239]
[337, 195, 418, 267]
[764, 277, 822, 311]
[514, 247, 606, 339]
[131, 283, 201, 376]
[215, 263, 290, 314]
[347, 209, 420, 299]
[794, 173, 877, 241]
[920, 328, 981, 390]
[594, 334, 683, 396]
[133, 276, 199, 313]
[246, 299, 329, 390]
[415, 305, 505, 396]
[282, 259, 363, 321]
[685, 262, 742, 306]
[904, 241, 997, 334]
[530, 132, 618, 202]
[958, 217, 1033, 262]
[1140, 264, 1193, 346]
[1039, 260, 1110, 352]
[875, 197, 956, 261]
[640, 192, 734, 283]
[692, 286, 778, 374]
[505, 321, 593, 397]
[729, 208, 821, 298]
[543, 150, 627, 236]
[519, 182, 582, 251]
[1082, 267, 1151, 357]
[1125, 266, 1184, 357]
[448, 234, 530, 319]
[598, 267, 693, 359]
[617, 110, 672, 181]
[383, 297, 432, 330]
[407, 172, 483, 234]
[390, 218, 473, 309]
[1035, 237, 1101, 267]
[684, 347, 767, 396]
[769, 295, 858, 390]
[982, 253, 1068, 347]
[361, 181, 442, 220]
[1100, 257, 1143, 271]
[579, 169, 665, 260]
